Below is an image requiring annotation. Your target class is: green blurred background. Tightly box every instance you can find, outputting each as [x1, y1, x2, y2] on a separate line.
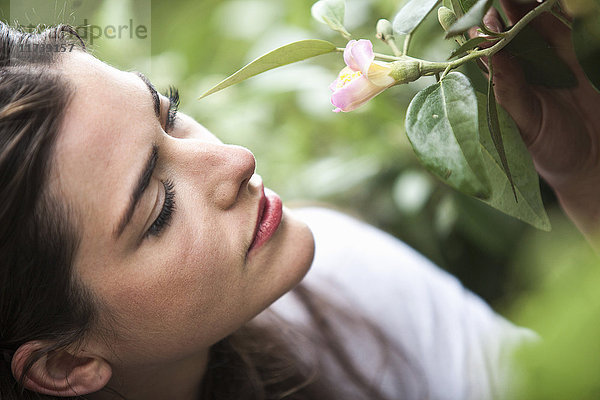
[2, 0, 599, 396]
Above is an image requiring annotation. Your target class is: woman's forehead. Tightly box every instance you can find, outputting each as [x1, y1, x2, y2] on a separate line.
[60, 51, 142, 102]
[54, 53, 147, 178]
[50, 51, 158, 248]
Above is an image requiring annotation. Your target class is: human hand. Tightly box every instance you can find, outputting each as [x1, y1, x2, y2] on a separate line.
[473, 0, 600, 240]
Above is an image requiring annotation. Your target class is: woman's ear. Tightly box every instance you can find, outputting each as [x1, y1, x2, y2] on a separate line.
[11, 341, 112, 396]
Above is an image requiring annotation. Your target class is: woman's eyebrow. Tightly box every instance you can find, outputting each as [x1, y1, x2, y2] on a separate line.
[114, 145, 159, 239]
[133, 71, 160, 118]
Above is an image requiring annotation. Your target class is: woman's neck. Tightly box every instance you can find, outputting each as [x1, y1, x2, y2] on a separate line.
[89, 349, 209, 400]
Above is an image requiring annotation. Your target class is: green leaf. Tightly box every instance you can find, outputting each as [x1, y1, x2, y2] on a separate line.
[405, 72, 491, 199]
[505, 25, 577, 88]
[448, 36, 489, 59]
[393, 0, 440, 35]
[450, 0, 465, 16]
[445, 0, 493, 38]
[487, 60, 517, 202]
[311, 0, 351, 38]
[475, 92, 551, 231]
[198, 40, 337, 100]
[458, 0, 478, 13]
[572, 10, 600, 92]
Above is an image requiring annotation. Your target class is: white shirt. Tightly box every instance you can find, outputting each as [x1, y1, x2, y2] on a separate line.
[258, 207, 536, 400]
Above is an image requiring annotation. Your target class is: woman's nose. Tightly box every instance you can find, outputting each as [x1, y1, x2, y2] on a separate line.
[182, 142, 256, 210]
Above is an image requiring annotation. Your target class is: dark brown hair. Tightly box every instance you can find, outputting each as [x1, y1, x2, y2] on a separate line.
[0, 22, 421, 399]
[0, 21, 98, 400]
[201, 283, 425, 400]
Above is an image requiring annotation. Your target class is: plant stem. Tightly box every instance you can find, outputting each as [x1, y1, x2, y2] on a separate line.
[336, 0, 557, 77]
[478, 24, 506, 38]
[387, 38, 402, 57]
[447, 0, 558, 71]
[336, 26, 353, 41]
[550, 8, 572, 29]
[341, 32, 353, 41]
[403, 33, 412, 55]
[440, 64, 452, 79]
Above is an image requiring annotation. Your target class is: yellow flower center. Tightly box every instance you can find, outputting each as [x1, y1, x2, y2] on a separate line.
[336, 70, 362, 89]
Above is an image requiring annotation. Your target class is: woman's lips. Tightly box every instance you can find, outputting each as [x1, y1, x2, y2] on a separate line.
[248, 187, 282, 257]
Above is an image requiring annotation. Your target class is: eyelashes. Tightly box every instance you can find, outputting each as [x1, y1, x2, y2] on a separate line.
[143, 87, 179, 240]
[164, 86, 180, 132]
[145, 179, 176, 238]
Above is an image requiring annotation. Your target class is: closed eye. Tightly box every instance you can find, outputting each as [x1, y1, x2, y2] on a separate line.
[144, 179, 176, 239]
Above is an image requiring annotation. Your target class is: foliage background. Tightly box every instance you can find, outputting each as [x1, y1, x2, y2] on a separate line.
[1, 0, 599, 396]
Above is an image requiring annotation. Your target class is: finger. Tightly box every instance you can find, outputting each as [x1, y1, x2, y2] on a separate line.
[468, 6, 504, 43]
[470, 7, 543, 146]
[467, 7, 504, 40]
[500, 0, 571, 48]
[499, 0, 537, 26]
[467, 8, 501, 76]
[489, 50, 542, 147]
[468, 6, 504, 70]
[500, 0, 589, 91]
[483, 6, 504, 31]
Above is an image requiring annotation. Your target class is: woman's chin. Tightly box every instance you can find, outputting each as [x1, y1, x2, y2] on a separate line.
[254, 206, 315, 302]
[282, 205, 315, 282]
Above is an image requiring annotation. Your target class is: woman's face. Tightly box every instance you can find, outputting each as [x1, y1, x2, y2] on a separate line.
[51, 51, 315, 369]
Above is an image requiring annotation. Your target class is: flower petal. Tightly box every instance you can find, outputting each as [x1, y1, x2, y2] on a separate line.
[331, 66, 362, 91]
[330, 73, 386, 112]
[329, 78, 339, 92]
[343, 40, 360, 71]
[349, 39, 375, 75]
[366, 61, 396, 87]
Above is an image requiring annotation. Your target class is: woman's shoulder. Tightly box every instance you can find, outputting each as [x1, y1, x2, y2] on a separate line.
[291, 205, 433, 268]
[290, 206, 535, 343]
[290, 205, 471, 297]
[267, 206, 536, 399]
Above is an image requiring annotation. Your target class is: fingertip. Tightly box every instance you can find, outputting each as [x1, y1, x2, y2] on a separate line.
[467, 26, 479, 40]
[482, 7, 504, 33]
[499, 0, 537, 26]
[468, 7, 504, 42]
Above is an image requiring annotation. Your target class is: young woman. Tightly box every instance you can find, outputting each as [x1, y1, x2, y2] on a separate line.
[1, 1, 599, 398]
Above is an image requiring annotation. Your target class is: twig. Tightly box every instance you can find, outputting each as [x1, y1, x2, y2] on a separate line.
[403, 33, 412, 56]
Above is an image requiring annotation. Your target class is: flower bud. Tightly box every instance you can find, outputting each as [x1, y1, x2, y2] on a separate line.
[437, 6, 458, 32]
[376, 19, 394, 42]
[390, 58, 422, 85]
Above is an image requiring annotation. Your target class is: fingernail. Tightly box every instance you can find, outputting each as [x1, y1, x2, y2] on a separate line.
[483, 16, 502, 33]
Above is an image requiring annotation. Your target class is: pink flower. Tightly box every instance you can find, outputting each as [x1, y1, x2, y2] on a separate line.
[330, 39, 396, 113]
